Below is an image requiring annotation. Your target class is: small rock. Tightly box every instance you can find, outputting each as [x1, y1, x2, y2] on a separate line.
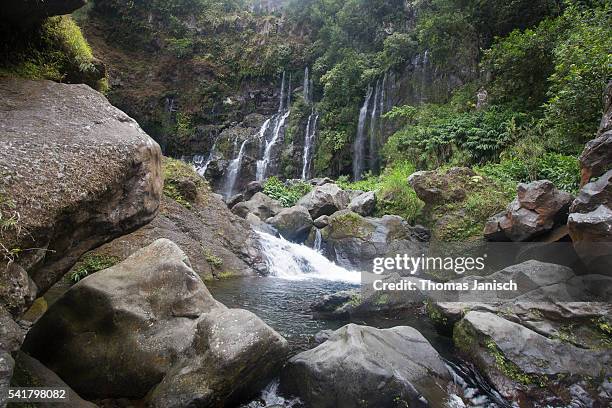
[348, 191, 377, 216]
[297, 184, 349, 219]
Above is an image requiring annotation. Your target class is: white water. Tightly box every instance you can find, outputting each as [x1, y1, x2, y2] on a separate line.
[353, 85, 373, 181]
[193, 139, 217, 177]
[256, 231, 360, 283]
[313, 228, 323, 252]
[301, 111, 319, 180]
[303, 67, 310, 104]
[224, 137, 249, 198]
[256, 109, 291, 181]
[368, 79, 382, 172]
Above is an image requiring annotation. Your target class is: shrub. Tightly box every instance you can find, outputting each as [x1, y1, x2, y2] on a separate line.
[263, 177, 312, 207]
[338, 162, 424, 223]
[70, 254, 120, 283]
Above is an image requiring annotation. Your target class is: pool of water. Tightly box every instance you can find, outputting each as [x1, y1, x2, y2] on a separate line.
[208, 276, 511, 408]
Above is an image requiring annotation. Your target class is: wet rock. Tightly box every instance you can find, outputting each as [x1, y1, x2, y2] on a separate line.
[226, 193, 244, 208]
[454, 311, 612, 401]
[246, 212, 279, 236]
[0, 78, 162, 306]
[12, 351, 97, 408]
[244, 180, 264, 201]
[0, 263, 37, 318]
[282, 324, 450, 408]
[297, 183, 349, 219]
[484, 180, 573, 241]
[348, 190, 377, 216]
[232, 192, 283, 221]
[408, 167, 475, 205]
[313, 215, 330, 228]
[146, 308, 288, 408]
[320, 210, 425, 270]
[265, 205, 313, 243]
[24, 239, 287, 403]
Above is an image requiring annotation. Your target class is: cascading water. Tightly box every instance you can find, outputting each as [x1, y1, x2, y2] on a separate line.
[368, 79, 382, 173]
[256, 231, 360, 283]
[303, 67, 310, 104]
[192, 139, 217, 177]
[257, 109, 291, 181]
[301, 111, 319, 180]
[313, 229, 323, 252]
[352, 85, 373, 181]
[224, 137, 249, 198]
[256, 72, 291, 181]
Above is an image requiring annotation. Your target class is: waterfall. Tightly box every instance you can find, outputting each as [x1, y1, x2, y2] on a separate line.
[313, 229, 323, 252]
[301, 110, 319, 180]
[368, 80, 382, 173]
[224, 138, 249, 198]
[256, 109, 291, 181]
[256, 72, 292, 181]
[193, 139, 217, 177]
[352, 85, 373, 181]
[303, 67, 310, 103]
[256, 231, 360, 283]
[278, 71, 286, 112]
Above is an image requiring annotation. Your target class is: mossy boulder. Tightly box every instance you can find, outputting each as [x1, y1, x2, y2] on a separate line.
[454, 311, 612, 403]
[24, 239, 287, 404]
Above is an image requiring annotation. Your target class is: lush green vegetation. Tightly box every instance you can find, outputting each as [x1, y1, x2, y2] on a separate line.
[163, 157, 207, 207]
[70, 254, 120, 283]
[338, 162, 424, 223]
[263, 177, 312, 207]
[0, 16, 106, 91]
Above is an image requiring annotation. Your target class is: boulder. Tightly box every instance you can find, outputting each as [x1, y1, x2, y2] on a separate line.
[348, 190, 377, 216]
[232, 192, 283, 221]
[265, 205, 313, 243]
[0, 351, 13, 408]
[484, 180, 573, 241]
[282, 324, 450, 408]
[408, 167, 475, 205]
[297, 183, 349, 219]
[454, 311, 612, 401]
[146, 308, 288, 408]
[569, 170, 612, 273]
[0, 78, 162, 308]
[579, 132, 612, 186]
[245, 212, 279, 236]
[244, 180, 264, 201]
[1, 0, 85, 24]
[313, 215, 330, 228]
[11, 351, 97, 408]
[320, 210, 426, 270]
[579, 81, 612, 185]
[226, 193, 244, 208]
[309, 177, 334, 186]
[24, 239, 287, 402]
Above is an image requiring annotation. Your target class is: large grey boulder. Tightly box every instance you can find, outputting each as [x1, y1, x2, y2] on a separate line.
[580, 81, 612, 185]
[454, 311, 612, 401]
[568, 170, 612, 273]
[297, 183, 349, 219]
[484, 180, 572, 241]
[232, 192, 283, 221]
[348, 190, 377, 216]
[146, 308, 288, 408]
[23, 239, 287, 402]
[320, 210, 426, 270]
[408, 167, 475, 205]
[0, 78, 163, 308]
[265, 205, 312, 243]
[282, 324, 450, 408]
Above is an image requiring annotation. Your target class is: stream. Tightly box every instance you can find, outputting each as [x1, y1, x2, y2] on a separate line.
[207, 233, 512, 408]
